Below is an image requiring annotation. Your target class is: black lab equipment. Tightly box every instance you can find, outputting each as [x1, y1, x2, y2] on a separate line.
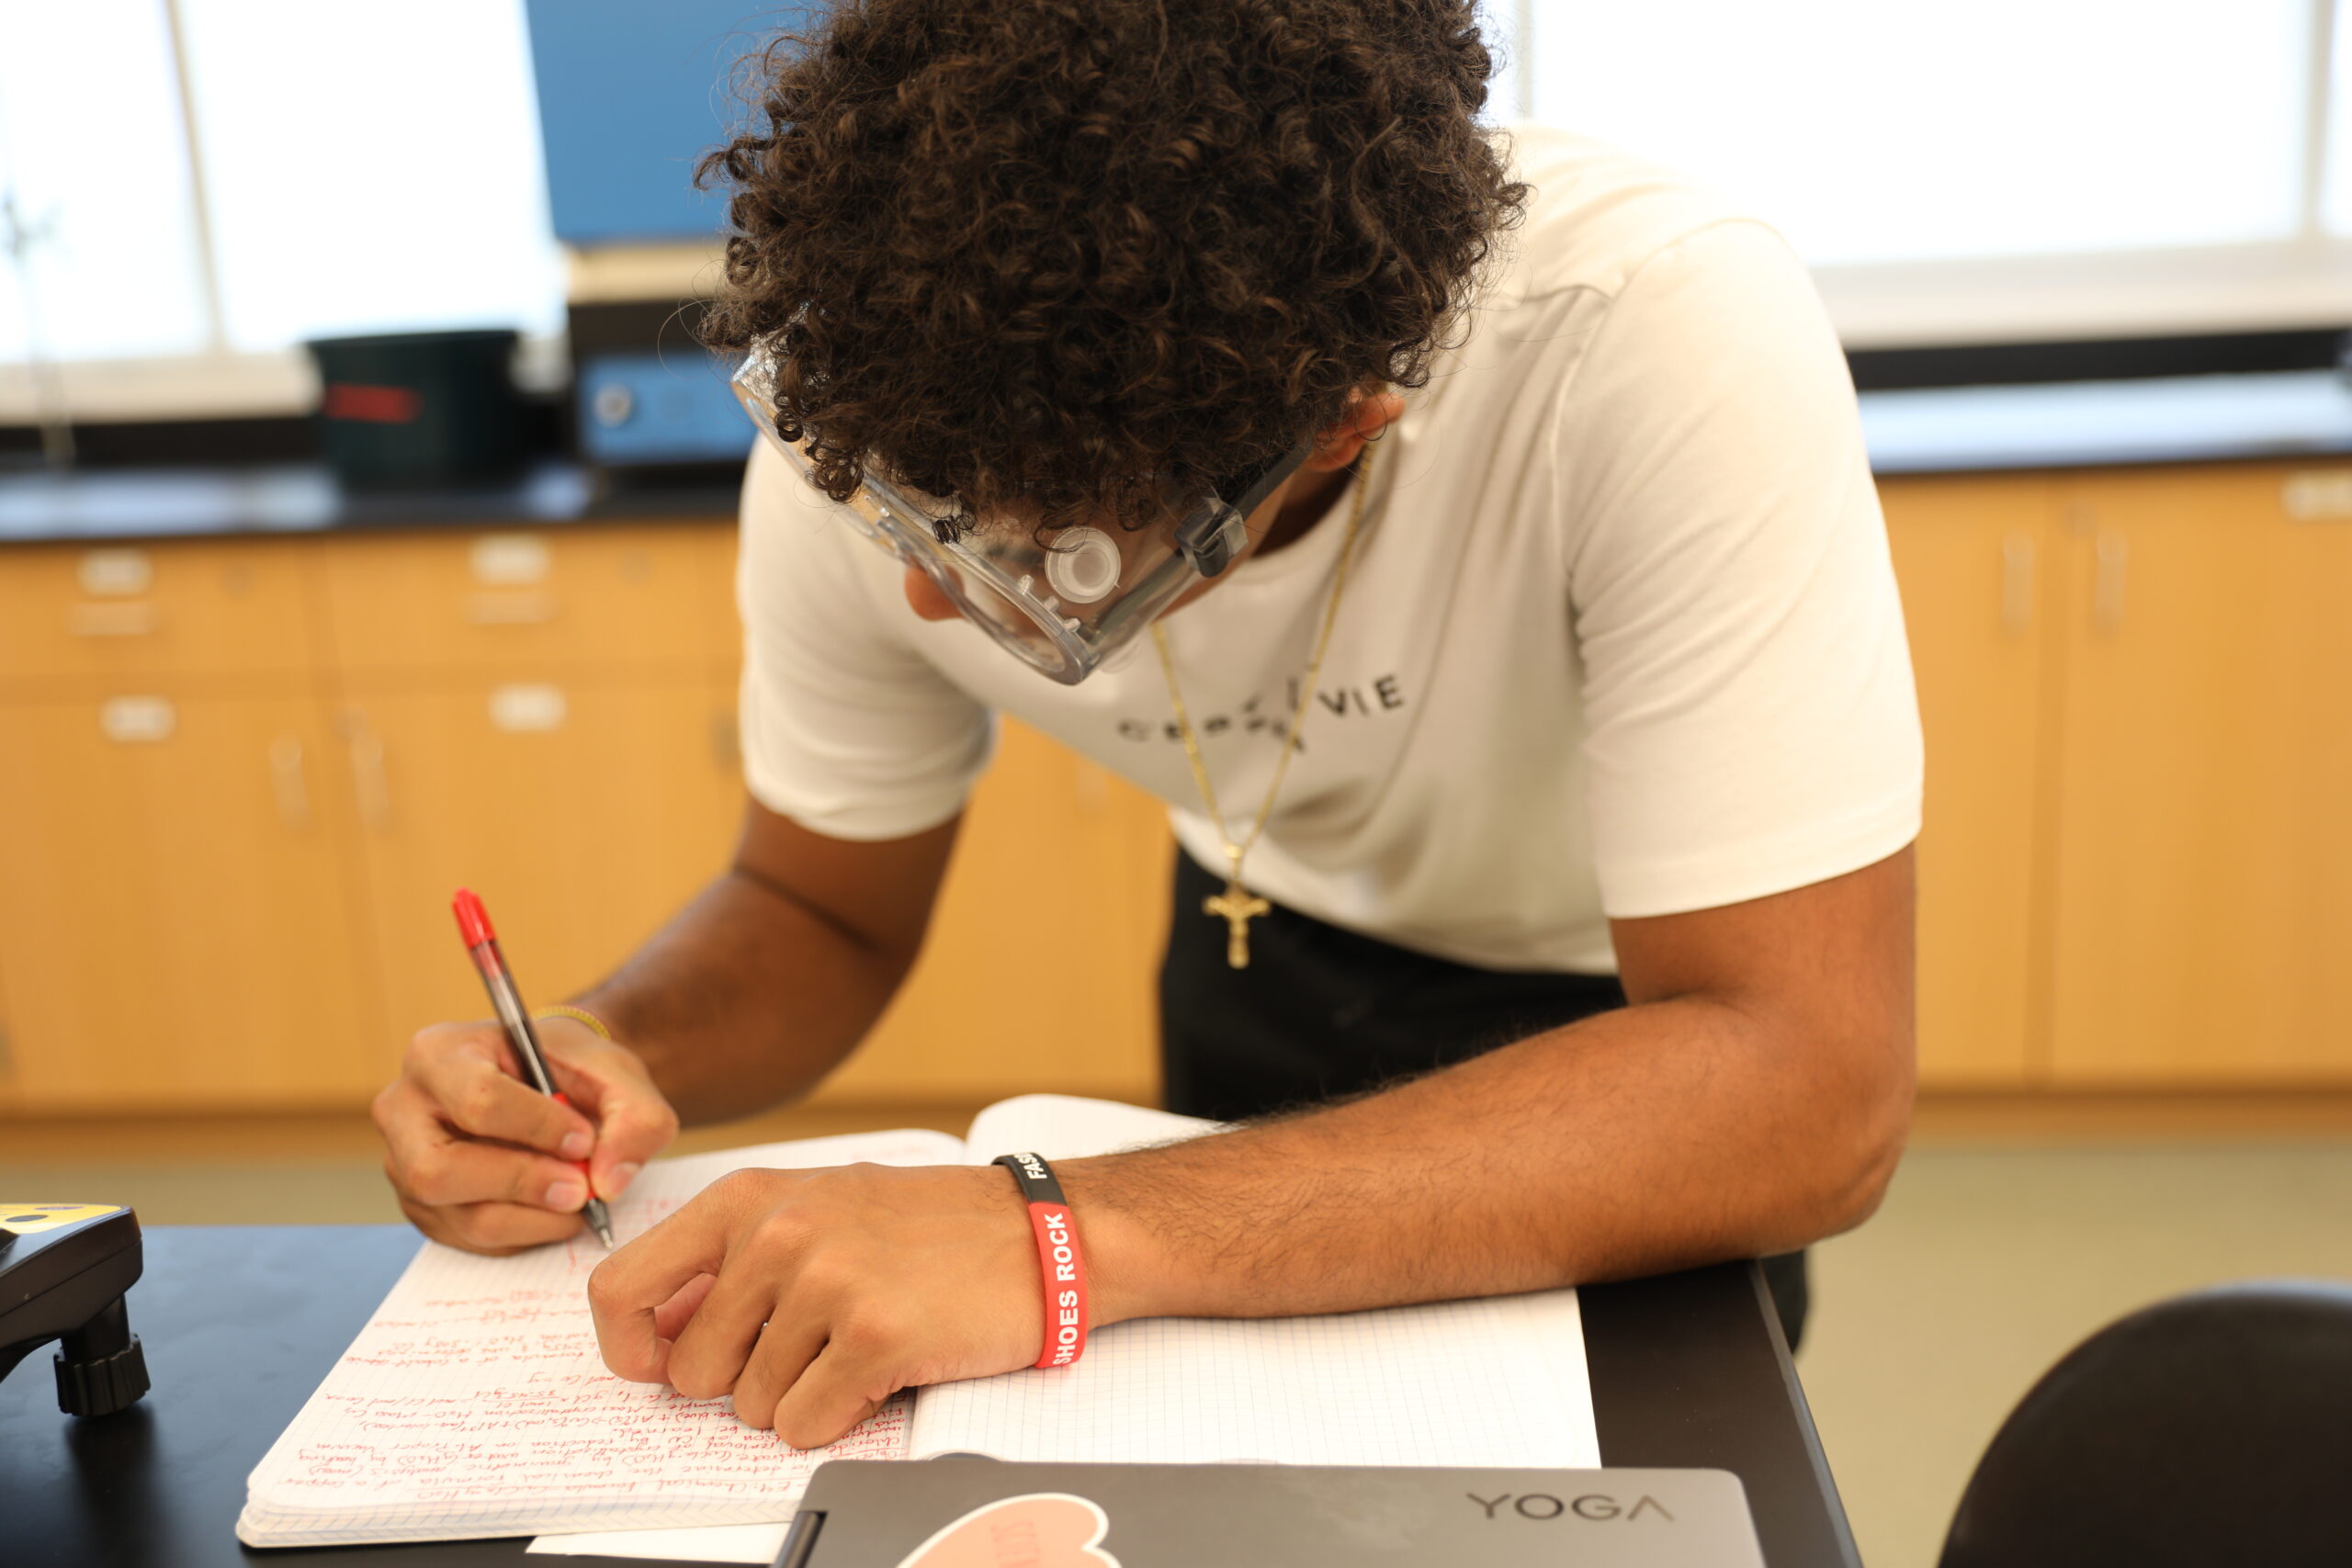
[0, 1203, 150, 1416]
[776, 1460, 1764, 1567]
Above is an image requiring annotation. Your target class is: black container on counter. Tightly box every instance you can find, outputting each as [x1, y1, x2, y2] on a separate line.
[305, 330, 526, 489]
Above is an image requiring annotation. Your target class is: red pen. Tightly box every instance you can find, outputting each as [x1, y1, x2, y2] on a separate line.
[451, 888, 616, 1249]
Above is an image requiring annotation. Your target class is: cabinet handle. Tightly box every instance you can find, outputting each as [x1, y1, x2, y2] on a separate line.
[98, 694, 175, 743]
[488, 682, 568, 733]
[79, 547, 153, 596]
[71, 601, 159, 637]
[471, 533, 551, 585]
[1075, 759, 1112, 814]
[2000, 532, 2035, 635]
[269, 735, 312, 830]
[2280, 469, 2352, 521]
[340, 716, 392, 832]
[465, 589, 558, 626]
[2093, 532, 2128, 632]
[709, 712, 741, 770]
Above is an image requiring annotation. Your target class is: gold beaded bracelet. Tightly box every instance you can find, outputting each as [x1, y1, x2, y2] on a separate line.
[532, 1004, 615, 1041]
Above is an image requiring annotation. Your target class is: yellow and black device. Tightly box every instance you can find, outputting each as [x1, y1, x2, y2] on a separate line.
[0, 1202, 151, 1416]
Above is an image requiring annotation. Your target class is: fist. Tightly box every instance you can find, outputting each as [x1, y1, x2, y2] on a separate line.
[585, 1163, 1045, 1449]
[373, 1014, 680, 1254]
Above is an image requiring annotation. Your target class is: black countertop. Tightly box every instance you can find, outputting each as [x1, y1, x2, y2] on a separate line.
[0, 460, 740, 546]
[6, 371, 2352, 546]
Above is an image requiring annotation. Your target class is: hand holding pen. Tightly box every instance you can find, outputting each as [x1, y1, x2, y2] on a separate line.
[370, 893, 679, 1255]
[452, 888, 619, 1248]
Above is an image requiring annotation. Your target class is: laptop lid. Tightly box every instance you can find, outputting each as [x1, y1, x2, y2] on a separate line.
[784, 1460, 1764, 1567]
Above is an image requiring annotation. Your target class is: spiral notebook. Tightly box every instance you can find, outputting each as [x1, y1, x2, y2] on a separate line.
[235, 1095, 1597, 1551]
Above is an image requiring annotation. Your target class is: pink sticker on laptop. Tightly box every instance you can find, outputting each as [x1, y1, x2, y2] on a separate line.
[893, 1493, 1120, 1568]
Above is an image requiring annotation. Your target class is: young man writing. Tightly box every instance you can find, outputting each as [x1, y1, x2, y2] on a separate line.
[372, 0, 1921, 1450]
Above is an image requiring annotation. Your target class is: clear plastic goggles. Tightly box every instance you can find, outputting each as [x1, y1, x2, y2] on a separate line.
[732, 350, 1307, 684]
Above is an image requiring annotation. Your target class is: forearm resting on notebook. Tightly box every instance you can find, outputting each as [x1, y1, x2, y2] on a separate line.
[1069, 846, 1917, 1323]
[576, 849, 1910, 1449]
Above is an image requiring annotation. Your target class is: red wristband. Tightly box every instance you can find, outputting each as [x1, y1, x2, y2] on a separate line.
[993, 1153, 1089, 1370]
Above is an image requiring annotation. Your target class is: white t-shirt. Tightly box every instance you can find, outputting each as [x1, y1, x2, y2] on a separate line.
[736, 124, 1923, 975]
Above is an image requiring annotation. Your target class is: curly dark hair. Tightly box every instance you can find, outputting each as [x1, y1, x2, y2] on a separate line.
[698, 0, 1524, 533]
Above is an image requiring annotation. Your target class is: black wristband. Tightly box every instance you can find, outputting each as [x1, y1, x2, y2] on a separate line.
[992, 1151, 1069, 1205]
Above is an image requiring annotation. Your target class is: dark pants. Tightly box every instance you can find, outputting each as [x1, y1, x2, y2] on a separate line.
[1159, 849, 1811, 1350]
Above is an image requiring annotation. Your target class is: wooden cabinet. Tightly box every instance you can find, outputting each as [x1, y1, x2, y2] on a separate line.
[817, 726, 1170, 1107]
[0, 524, 752, 1114]
[318, 525, 730, 680]
[0, 539, 320, 691]
[0, 691, 378, 1111]
[1880, 461, 2352, 1090]
[333, 678, 744, 1045]
[1882, 476, 2056, 1087]
[330, 684, 1165, 1103]
[0, 515, 1169, 1118]
[2042, 467, 2352, 1083]
[4, 461, 2346, 1117]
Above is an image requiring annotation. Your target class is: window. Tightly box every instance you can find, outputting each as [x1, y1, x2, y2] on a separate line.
[2327, 5, 2352, 231]
[176, 0, 563, 355]
[0, 2, 213, 365]
[1520, 0, 2347, 344]
[0, 0, 564, 420]
[1527, 1, 2312, 264]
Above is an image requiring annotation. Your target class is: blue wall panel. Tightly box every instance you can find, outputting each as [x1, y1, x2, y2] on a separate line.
[525, 1, 813, 245]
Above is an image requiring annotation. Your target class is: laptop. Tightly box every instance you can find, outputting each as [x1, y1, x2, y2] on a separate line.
[779, 1459, 1764, 1566]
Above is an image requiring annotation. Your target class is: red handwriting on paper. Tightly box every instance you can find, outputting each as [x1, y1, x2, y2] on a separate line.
[264, 1187, 910, 1509]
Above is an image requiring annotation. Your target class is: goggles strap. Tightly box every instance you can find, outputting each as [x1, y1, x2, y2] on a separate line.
[1178, 438, 1318, 577]
[1175, 502, 1248, 577]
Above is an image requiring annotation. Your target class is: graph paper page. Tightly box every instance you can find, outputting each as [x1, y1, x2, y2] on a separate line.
[238, 1128, 964, 1546]
[908, 1288, 1597, 1468]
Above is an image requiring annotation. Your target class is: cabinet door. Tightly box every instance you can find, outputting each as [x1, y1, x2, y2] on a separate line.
[335, 680, 743, 1044]
[0, 538, 319, 693]
[692, 524, 743, 685]
[0, 693, 378, 1111]
[1881, 475, 2058, 1087]
[2045, 465, 2352, 1084]
[319, 525, 729, 682]
[810, 721, 1172, 1108]
[338, 691, 1167, 1107]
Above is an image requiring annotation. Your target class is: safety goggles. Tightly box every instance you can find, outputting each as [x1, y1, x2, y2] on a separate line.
[733, 349, 1309, 684]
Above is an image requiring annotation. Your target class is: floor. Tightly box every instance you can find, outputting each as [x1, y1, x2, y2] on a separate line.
[6, 1123, 2349, 1568]
[1800, 1140, 2352, 1567]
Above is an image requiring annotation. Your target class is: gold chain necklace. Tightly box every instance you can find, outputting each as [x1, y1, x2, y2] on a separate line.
[1150, 445, 1377, 969]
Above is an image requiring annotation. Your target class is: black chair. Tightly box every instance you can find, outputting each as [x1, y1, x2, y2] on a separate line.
[1940, 1279, 2352, 1568]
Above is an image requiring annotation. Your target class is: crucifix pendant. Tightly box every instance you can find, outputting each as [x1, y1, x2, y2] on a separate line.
[1203, 877, 1272, 969]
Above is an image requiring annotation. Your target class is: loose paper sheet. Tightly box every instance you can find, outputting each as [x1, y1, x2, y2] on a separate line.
[527, 1522, 791, 1562]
